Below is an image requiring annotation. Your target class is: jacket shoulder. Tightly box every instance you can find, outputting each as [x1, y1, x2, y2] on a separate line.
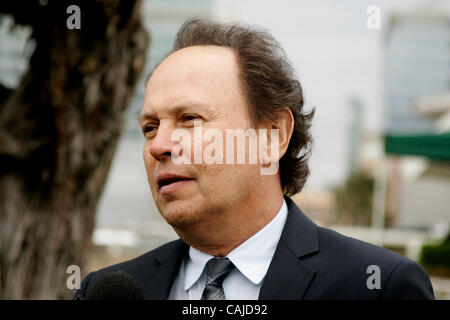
[91, 239, 181, 275]
[73, 239, 181, 299]
[316, 226, 406, 266]
[304, 226, 434, 299]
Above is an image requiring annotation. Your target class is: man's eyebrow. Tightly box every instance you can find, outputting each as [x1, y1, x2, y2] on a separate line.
[139, 112, 156, 124]
[139, 103, 215, 123]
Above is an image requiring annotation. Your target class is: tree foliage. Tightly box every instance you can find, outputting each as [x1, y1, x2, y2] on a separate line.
[333, 170, 375, 226]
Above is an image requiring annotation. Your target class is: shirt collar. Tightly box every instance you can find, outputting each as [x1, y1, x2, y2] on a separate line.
[184, 245, 214, 291]
[184, 199, 288, 290]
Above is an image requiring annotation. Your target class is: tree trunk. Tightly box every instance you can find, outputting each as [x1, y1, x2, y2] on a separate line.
[0, 0, 149, 299]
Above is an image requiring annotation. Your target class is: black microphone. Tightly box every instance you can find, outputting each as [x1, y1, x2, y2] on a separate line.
[85, 271, 145, 300]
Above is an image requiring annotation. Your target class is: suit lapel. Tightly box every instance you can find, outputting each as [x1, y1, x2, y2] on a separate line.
[259, 196, 319, 300]
[144, 239, 189, 299]
[144, 197, 319, 300]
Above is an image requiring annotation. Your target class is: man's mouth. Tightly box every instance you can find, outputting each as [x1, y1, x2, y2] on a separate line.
[156, 173, 195, 193]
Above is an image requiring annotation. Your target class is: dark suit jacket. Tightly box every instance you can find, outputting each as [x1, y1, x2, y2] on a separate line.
[74, 197, 435, 299]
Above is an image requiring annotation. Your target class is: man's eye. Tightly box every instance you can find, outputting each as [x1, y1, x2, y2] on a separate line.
[143, 126, 157, 134]
[182, 114, 198, 122]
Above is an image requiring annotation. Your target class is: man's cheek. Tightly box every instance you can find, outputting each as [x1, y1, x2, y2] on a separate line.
[142, 148, 154, 170]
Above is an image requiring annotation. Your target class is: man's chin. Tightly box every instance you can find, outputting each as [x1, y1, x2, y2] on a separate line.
[162, 212, 199, 231]
[158, 199, 200, 229]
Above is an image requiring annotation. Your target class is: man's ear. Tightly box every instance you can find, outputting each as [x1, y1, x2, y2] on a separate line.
[270, 107, 294, 160]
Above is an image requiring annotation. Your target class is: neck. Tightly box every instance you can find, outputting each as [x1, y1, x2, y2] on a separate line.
[174, 188, 285, 257]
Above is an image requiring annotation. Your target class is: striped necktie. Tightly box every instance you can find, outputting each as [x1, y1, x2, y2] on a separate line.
[201, 257, 234, 300]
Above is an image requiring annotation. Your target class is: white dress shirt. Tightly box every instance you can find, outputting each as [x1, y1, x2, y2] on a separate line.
[168, 199, 288, 300]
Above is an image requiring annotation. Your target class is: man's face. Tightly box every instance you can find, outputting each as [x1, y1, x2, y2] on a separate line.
[140, 46, 262, 231]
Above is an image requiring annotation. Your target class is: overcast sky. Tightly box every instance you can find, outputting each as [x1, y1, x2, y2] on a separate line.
[214, 0, 447, 189]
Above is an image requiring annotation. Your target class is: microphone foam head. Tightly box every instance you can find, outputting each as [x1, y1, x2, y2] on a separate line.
[86, 271, 145, 300]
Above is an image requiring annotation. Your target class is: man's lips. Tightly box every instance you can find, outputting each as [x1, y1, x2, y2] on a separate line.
[156, 173, 195, 192]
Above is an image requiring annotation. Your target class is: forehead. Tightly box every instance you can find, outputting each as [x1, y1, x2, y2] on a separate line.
[143, 46, 246, 117]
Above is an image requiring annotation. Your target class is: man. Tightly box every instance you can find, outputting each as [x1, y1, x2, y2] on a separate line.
[75, 20, 434, 300]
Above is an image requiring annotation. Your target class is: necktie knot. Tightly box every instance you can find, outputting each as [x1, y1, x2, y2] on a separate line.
[202, 257, 234, 300]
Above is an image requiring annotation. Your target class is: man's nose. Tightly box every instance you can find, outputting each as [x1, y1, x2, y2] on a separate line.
[148, 124, 177, 162]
